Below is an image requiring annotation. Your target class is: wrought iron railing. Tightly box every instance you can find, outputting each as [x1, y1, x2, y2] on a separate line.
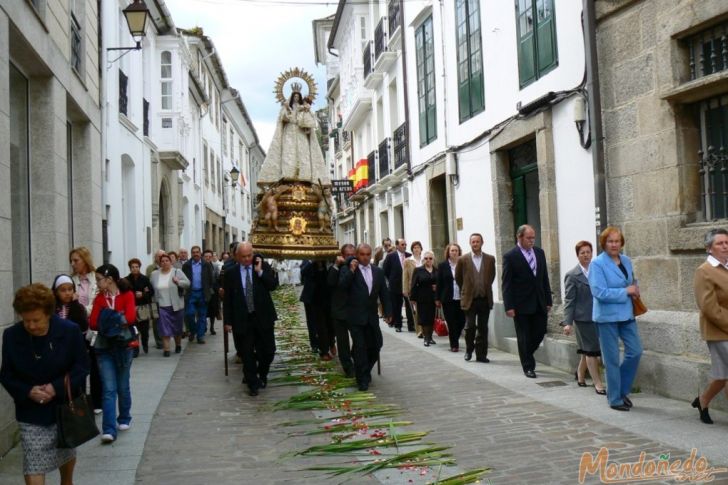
[119, 69, 128, 116]
[375, 17, 388, 60]
[367, 150, 376, 185]
[363, 41, 373, 79]
[143, 99, 150, 136]
[393, 122, 408, 169]
[698, 95, 728, 220]
[688, 20, 728, 80]
[388, 0, 401, 37]
[378, 138, 391, 179]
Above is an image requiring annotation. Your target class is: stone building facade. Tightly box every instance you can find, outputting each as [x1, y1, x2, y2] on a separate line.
[0, 0, 103, 454]
[595, 0, 728, 403]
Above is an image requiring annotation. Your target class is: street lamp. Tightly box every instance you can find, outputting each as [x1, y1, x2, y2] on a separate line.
[108, 0, 150, 52]
[229, 166, 240, 186]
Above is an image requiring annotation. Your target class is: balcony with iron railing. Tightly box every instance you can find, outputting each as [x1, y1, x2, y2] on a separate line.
[388, 0, 402, 49]
[372, 15, 398, 79]
[375, 17, 387, 60]
[378, 138, 391, 180]
[393, 122, 408, 170]
[363, 41, 373, 80]
[367, 150, 377, 186]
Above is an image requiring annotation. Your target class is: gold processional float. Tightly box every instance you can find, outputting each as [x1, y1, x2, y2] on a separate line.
[250, 68, 341, 260]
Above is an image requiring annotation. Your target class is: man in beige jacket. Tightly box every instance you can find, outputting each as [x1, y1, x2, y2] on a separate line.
[455, 233, 496, 362]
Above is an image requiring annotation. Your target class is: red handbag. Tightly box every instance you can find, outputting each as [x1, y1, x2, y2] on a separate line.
[434, 308, 449, 337]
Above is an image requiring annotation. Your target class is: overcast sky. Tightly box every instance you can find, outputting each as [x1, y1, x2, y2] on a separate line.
[165, 0, 335, 150]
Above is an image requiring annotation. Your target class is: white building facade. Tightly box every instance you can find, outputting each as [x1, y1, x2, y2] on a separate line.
[320, 0, 598, 369]
[0, 0, 103, 455]
[102, 3, 261, 269]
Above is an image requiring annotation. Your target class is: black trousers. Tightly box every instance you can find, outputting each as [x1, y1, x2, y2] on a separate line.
[349, 323, 383, 386]
[465, 297, 491, 359]
[403, 296, 415, 330]
[87, 345, 102, 410]
[390, 292, 404, 329]
[137, 319, 150, 350]
[313, 303, 335, 356]
[303, 302, 320, 351]
[513, 312, 548, 373]
[239, 314, 276, 390]
[333, 317, 353, 374]
[443, 300, 466, 349]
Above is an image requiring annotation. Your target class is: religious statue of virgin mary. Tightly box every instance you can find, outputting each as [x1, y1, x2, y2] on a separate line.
[257, 70, 330, 186]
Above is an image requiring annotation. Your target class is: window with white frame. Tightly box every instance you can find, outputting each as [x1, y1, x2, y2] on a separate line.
[161, 51, 173, 110]
[203, 141, 209, 186]
[222, 118, 228, 155]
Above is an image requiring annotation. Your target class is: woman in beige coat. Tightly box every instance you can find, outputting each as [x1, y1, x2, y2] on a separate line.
[693, 228, 728, 424]
[403, 241, 423, 337]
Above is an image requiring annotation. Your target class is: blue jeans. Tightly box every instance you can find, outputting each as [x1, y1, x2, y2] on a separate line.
[96, 348, 133, 436]
[597, 320, 643, 406]
[185, 289, 208, 340]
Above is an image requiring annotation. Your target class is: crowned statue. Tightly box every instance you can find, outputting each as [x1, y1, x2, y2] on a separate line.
[257, 81, 330, 186]
[251, 68, 338, 260]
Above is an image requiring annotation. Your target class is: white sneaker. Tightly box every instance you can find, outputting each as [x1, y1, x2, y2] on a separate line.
[94, 409, 102, 415]
[101, 434, 115, 443]
[118, 424, 131, 431]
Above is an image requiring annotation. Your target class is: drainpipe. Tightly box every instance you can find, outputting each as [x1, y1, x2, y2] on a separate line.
[399, 0, 412, 178]
[583, 0, 607, 240]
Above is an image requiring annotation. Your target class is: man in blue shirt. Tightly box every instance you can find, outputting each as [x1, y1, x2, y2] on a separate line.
[182, 246, 215, 344]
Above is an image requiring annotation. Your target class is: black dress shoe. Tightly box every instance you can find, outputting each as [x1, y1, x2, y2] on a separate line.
[424, 341, 430, 347]
[210, 330, 217, 335]
[525, 370, 537, 378]
[395, 328, 402, 333]
[248, 388, 259, 397]
[175, 345, 181, 354]
[610, 404, 630, 411]
[464, 352, 472, 361]
[428, 339, 436, 344]
[622, 396, 633, 408]
[143, 345, 149, 354]
[476, 357, 490, 363]
[344, 369, 355, 378]
[595, 388, 606, 395]
[357, 382, 369, 391]
[163, 350, 170, 357]
[692, 397, 714, 424]
[259, 377, 267, 389]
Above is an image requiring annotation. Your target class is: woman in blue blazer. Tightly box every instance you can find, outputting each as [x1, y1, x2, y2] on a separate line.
[588, 227, 643, 411]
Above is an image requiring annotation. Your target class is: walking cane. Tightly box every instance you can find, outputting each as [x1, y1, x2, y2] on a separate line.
[224, 329, 229, 376]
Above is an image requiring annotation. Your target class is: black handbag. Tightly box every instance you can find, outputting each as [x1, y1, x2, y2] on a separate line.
[56, 374, 99, 448]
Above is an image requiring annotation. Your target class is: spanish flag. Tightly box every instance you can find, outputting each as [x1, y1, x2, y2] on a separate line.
[350, 158, 368, 192]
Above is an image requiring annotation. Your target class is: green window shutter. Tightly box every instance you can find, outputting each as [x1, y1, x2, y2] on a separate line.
[516, 0, 536, 87]
[536, 0, 557, 73]
[470, 71, 484, 114]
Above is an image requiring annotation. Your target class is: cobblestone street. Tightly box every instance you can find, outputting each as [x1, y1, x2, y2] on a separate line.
[3, 298, 728, 484]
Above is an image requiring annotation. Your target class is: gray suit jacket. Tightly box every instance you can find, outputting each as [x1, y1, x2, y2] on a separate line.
[563, 264, 593, 325]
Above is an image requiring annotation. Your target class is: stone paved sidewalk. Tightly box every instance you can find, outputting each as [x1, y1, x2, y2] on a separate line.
[4, 298, 728, 484]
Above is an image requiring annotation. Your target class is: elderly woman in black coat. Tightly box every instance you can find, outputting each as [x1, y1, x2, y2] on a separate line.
[410, 251, 439, 347]
[0, 283, 89, 485]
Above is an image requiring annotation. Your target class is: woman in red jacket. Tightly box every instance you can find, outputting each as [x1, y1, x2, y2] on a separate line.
[89, 264, 136, 444]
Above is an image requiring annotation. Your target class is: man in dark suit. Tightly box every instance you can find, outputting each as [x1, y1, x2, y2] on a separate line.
[382, 238, 411, 332]
[502, 224, 553, 378]
[328, 243, 356, 377]
[182, 245, 216, 344]
[223, 242, 279, 396]
[299, 260, 321, 354]
[339, 243, 392, 391]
